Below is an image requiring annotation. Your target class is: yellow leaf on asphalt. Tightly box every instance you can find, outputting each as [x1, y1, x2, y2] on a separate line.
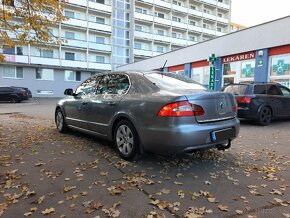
[282, 213, 290, 218]
[236, 210, 243, 215]
[41, 207, 55, 215]
[218, 205, 229, 212]
[207, 197, 216, 203]
[24, 212, 32, 216]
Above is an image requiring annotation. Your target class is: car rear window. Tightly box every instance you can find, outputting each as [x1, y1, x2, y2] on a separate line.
[144, 73, 206, 91]
[223, 85, 248, 95]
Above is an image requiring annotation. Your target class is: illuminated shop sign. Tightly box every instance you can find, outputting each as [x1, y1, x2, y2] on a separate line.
[222, 52, 256, 63]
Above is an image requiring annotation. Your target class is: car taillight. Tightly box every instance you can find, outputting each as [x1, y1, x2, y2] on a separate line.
[157, 101, 204, 117]
[236, 96, 252, 104]
[234, 103, 238, 112]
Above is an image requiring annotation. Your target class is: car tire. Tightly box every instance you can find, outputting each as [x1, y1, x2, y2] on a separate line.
[114, 120, 141, 161]
[257, 106, 272, 126]
[10, 97, 19, 103]
[55, 109, 68, 133]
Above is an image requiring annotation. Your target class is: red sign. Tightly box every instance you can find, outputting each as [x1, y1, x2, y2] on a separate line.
[222, 51, 255, 63]
[5, 55, 16, 62]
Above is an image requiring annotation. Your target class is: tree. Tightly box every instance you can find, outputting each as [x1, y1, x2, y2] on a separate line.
[0, 0, 66, 61]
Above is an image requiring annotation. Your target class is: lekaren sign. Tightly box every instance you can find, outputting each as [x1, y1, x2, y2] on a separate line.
[222, 51, 256, 63]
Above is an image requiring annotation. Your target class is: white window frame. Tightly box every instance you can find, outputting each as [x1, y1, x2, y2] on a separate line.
[2, 66, 23, 79]
[36, 68, 54, 81]
[65, 70, 81, 82]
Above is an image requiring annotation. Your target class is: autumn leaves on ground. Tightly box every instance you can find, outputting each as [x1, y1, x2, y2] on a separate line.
[0, 113, 290, 218]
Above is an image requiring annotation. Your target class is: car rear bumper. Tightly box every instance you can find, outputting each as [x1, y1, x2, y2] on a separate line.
[137, 118, 240, 153]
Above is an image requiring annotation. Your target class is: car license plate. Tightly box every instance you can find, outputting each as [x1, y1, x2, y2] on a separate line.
[211, 128, 235, 142]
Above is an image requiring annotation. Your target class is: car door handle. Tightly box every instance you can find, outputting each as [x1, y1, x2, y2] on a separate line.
[108, 102, 116, 106]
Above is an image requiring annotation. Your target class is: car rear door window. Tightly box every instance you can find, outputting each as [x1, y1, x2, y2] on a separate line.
[266, 85, 282, 95]
[96, 74, 130, 95]
[254, 85, 267, 94]
[279, 86, 290, 97]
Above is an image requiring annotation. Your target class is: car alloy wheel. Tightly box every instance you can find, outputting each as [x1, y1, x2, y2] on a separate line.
[114, 120, 140, 161]
[258, 106, 272, 126]
[55, 109, 68, 133]
[10, 97, 18, 103]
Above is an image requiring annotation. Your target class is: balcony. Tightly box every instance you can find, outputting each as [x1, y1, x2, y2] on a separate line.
[62, 18, 87, 29]
[88, 22, 112, 32]
[154, 17, 171, 26]
[203, 0, 217, 6]
[203, 28, 216, 35]
[88, 1, 111, 13]
[188, 8, 203, 17]
[31, 56, 61, 66]
[203, 12, 217, 21]
[153, 34, 171, 43]
[172, 5, 188, 13]
[188, 25, 202, 32]
[217, 16, 229, 24]
[4, 54, 28, 64]
[67, 0, 87, 7]
[172, 21, 187, 29]
[216, 31, 226, 36]
[217, 2, 230, 10]
[62, 39, 88, 49]
[136, 0, 153, 5]
[134, 48, 152, 57]
[134, 12, 154, 23]
[88, 62, 111, 71]
[187, 40, 198, 46]
[155, 0, 171, 9]
[61, 60, 88, 68]
[171, 37, 187, 45]
[134, 30, 153, 40]
[88, 42, 111, 52]
[153, 51, 164, 56]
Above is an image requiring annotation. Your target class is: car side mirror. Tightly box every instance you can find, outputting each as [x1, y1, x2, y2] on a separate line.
[64, 88, 74, 96]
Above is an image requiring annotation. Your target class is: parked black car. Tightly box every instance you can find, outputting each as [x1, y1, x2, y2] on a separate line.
[11, 86, 32, 98]
[0, 86, 28, 103]
[222, 83, 290, 125]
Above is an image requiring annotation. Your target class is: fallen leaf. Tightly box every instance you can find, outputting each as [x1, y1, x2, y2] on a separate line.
[218, 205, 229, 212]
[207, 197, 216, 203]
[236, 210, 243, 215]
[282, 213, 290, 218]
[41, 207, 55, 215]
[24, 212, 32, 216]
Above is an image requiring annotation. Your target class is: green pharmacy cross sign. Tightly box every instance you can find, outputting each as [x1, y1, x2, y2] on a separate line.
[242, 64, 254, 78]
[208, 54, 217, 90]
[273, 59, 289, 75]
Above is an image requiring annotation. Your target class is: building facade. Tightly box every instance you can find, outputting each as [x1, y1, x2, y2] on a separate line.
[0, 0, 231, 97]
[118, 16, 290, 90]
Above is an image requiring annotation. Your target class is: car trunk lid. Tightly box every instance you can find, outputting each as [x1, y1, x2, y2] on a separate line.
[186, 92, 236, 123]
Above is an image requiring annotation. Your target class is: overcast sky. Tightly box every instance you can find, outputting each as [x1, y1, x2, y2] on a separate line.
[231, 0, 290, 27]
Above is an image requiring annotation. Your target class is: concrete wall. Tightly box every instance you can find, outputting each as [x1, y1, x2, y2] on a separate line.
[118, 16, 290, 71]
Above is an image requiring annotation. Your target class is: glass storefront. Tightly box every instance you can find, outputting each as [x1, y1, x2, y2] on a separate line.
[191, 66, 210, 86]
[222, 60, 255, 86]
[269, 54, 290, 88]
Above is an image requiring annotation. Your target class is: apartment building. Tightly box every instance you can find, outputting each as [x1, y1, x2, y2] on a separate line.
[0, 0, 231, 97]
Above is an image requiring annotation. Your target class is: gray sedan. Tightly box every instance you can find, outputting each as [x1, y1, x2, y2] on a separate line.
[55, 71, 240, 160]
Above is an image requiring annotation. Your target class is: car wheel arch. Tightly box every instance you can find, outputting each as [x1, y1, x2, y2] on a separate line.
[257, 104, 274, 118]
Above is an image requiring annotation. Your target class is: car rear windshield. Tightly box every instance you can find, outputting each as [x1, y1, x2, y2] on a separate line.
[223, 85, 248, 95]
[144, 73, 206, 91]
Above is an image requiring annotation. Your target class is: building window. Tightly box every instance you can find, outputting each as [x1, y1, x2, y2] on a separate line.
[96, 0, 105, 4]
[36, 68, 54, 80]
[96, 17, 105, 24]
[65, 31, 75, 39]
[203, 23, 210, 29]
[65, 70, 81, 81]
[190, 5, 196, 10]
[156, 46, 164, 53]
[270, 55, 290, 76]
[241, 60, 255, 78]
[3, 46, 15, 55]
[2, 66, 23, 79]
[65, 52, 75, 60]
[134, 43, 142, 50]
[17, 47, 23, 55]
[135, 25, 142, 32]
[217, 27, 222, 32]
[96, 56, 105, 63]
[188, 35, 196, 41]
[191, 67, 210, 85]
[157, 29, 164, 36]
[173, 0, 181, 6]
[172, 16, 181, 22]
[135, 7, 147, 14]
[64, 10, 75, 18]
[154, 12, 165, 19]
[218, 0, 223, 2]
[217, 13, 223, 18]
[203, 9, 211, 14]
[40, 49, 53, 58]
[189, 20, 196, 26]
[96, 36, 105, 44]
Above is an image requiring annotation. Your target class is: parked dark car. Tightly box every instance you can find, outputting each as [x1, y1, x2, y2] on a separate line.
[55, 71, 240, 160]
[0, 86, 28, 103]
[11, 86, 32, 99]
[222, 82, 290, 125]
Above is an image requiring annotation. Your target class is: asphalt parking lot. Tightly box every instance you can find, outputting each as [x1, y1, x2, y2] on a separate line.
[0, 98, 290, 218]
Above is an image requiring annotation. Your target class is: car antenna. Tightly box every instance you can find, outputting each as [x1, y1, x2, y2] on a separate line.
[161, 60, 167, 77]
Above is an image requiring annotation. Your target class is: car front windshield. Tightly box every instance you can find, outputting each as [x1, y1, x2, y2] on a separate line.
[145, 73, 206, 91]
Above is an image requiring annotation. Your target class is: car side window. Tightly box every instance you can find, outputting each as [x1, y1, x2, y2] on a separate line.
[253, 85, 267, 94]
[96, 74, 129, 95]
[279, 86, 290, 97]
[75, 75, 101, 97]
[266, 85, 282, 95]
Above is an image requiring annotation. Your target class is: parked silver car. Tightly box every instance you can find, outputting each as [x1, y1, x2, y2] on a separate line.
[55, 71, 240, 160]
